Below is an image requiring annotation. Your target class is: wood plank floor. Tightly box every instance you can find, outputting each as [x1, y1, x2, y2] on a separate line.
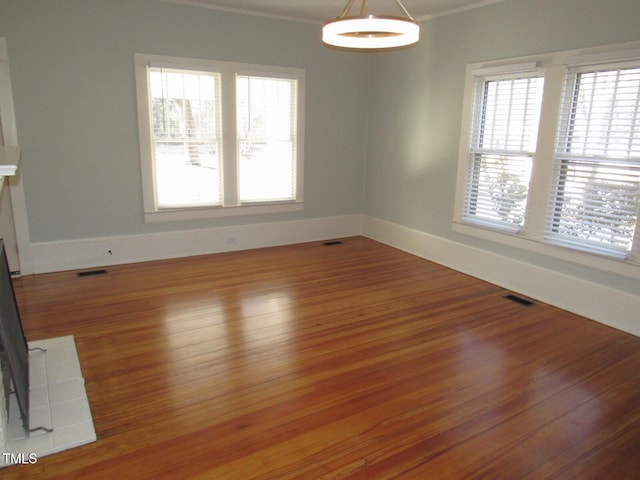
[4, 236, 640, 479]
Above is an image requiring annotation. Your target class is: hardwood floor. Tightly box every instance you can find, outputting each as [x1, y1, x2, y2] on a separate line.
[4, 236, 640, 478]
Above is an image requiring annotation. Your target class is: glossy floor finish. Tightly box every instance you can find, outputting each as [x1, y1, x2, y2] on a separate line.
[5, 237, 640, 478]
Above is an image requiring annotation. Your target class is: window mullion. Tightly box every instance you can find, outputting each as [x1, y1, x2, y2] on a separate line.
[523, 65, 564, 240]
[221, 70, 239, 207]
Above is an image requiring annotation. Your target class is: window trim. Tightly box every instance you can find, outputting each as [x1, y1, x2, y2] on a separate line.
[462, 69, 545, 232]
[453, 41, 640, 279]
[134, 53, 305, 222]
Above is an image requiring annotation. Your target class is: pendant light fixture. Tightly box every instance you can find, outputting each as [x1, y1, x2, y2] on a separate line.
[322, 0, 420, 50]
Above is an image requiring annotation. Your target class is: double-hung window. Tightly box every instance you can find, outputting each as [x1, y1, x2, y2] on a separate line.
[546, 64, 640, 258]
[148, 67, 223, 209]
[236, 74, 299, 203]
[462, 66, 544, 231]
[454, 42, 640, 276]
[135, 54, 304, 222]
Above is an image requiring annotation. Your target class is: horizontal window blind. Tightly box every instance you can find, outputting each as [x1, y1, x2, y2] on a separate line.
[149, 68, 223, 208]
[464, 153, 533, 230]
[546, 65, 640, 257]
[463, 74, 543, 230]
[236, 75, 298, 203]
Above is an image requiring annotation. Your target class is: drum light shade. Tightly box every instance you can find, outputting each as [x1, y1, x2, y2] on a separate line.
[322, 0, 420, 50]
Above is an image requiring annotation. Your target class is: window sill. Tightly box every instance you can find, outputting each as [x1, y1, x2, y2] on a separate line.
[144, 201, 303, 223]
[452, 221, 640, 279]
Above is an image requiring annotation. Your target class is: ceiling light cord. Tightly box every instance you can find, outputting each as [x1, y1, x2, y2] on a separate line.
[338, 0, 415, 21]
[393, 0, 415, 20]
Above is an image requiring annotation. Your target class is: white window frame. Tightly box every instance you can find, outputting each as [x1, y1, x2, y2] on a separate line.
[135, 53, 305, 222]
[461, 64, 544, 233]
[453, 41, 640, 279]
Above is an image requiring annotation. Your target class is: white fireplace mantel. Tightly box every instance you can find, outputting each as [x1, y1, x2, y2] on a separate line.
[0, 146, 20, 192]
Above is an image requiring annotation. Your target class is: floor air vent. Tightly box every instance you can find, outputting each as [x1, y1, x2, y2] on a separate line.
[77, 269, 108, 277]
[323, 240, 344, 246]
[504, 294, 535, 307]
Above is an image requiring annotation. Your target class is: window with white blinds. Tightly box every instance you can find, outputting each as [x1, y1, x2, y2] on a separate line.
[149, 68, 223, 208]
[546, 65, 640, 258]
[454, 42, 640, 275]
[135, 54, 304, 222]
[462, 74, 544, 231]
[237, 75, 298, 203]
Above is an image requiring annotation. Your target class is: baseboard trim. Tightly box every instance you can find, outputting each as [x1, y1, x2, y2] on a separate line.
[28, 214, 363, 274]
[24, 213, 639, 336]
[362, 215, 640, 337]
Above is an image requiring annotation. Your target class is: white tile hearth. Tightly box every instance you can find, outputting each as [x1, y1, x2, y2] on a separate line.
[1, 335, 96, 467]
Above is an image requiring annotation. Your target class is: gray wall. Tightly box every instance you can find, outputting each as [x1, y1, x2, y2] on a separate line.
[365, 0, 640, 295]
[0, 0, 369, 241]
[0, 0, 639, 296]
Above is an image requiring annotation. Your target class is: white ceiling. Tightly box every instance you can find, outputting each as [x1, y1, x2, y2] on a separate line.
[157, 0, 505, 24]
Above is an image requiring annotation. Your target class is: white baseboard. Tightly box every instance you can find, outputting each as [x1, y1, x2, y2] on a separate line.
[363, 215, 640, 337]
[23, 212, 639, 336]
[27, 214, 363, 274]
